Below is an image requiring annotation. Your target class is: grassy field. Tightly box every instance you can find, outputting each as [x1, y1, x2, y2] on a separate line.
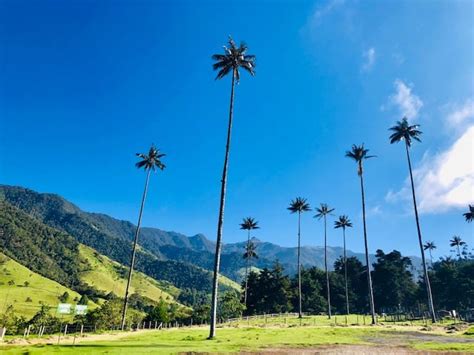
[0, 253, 83, 318]
[78, 245, 183, 305]
[1, 317, 473, 354]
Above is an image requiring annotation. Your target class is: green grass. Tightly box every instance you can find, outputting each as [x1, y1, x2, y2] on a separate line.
[226, 313, 451, 328]
[78, 245, 183, 305]
[413, 342, 474, 352]
[217, 274, 241, 291]
[0, 253, 83, 318]
[0, 326, 370, 354]
[2, 318, 473, 354]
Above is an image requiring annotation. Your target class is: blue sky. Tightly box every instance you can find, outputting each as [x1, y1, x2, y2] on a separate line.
[1, 0, 472, 260]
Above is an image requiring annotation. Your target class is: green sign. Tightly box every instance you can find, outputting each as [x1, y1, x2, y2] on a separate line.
[57, 303, 72, 314]
[75, 305, 88, 315]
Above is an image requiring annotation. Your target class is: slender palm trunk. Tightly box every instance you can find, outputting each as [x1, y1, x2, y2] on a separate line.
[297, 211, 302, 318]
[457, 245, 461, 259]
[359, 167, 376, 325]
[121, 169, 151, 330]
[405, 143, 436, 323]
[209, 71, 236, 339]
[324, 215, 332, 319]
[429, 249, 433, 267]
[343, 227, 350, 315]
[244, 230, 250, 306]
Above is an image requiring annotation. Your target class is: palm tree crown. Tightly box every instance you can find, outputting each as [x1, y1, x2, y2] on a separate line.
[389, 117, 422, 147]
[212, 37, 256, 81]
[135, 145, 166, 171]
[243, 241, 258, 260]
[288, 197, 311, 214]
[345, 144, 375, 176]
[334, 215, 353, 229]
[424, 241, 436, 251]
[450, 236, 466, 248]
[464, 205, 474, 223]
[240, 217, 260, 231]
[314, 203, 335, 220]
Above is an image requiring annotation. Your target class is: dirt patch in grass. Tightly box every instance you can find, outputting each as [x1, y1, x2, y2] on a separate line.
[240, 344, 460, 354]
[366, 330, 474, 344]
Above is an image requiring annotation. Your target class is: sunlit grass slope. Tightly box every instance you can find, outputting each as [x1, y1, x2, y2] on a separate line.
[78, 245, 182, 305]
[0, 253, 82, 318]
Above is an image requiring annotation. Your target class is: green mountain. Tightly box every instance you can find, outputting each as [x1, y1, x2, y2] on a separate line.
[0, 185, 239, 304]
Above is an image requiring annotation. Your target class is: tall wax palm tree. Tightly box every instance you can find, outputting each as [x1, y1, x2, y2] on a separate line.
[423, 241, 437, 266]
[288, 197, 311, 318]
[121, 145, 165, 330]
[389, 117, 436, 322]
[243, 241, 258, 260]
[240, 217, 260, 306]
[243, 241, 258, 289]
[464, 205, 474, 223]
[208, 37, 256, 339]
[334, 215, 353, 315]
[449, 236, 466, 258]
[314, 203, 335, 319]
[345, 144, 377, 325]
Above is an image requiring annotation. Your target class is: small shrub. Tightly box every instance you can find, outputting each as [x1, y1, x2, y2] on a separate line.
[464, 326, 474, 336]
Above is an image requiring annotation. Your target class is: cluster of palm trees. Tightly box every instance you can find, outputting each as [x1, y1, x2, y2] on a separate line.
[287, 199, 356, 321]
[207, 38, 472, 337]
[117, 37, 472, 339]
[240, 217, 259, 306]
[424, 235, 470, 265]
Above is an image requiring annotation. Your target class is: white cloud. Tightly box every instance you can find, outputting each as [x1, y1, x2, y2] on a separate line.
[367, 204, 382, 217]
[387, 79, 423, 119]
[362, 47, 376, 71]
[311, 0, 345, 25]
[446, 99, 474, 127]
[386, 125, 474, 214]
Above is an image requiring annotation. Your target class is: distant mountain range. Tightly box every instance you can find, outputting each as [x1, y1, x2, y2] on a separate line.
[0, 184, 421, 292]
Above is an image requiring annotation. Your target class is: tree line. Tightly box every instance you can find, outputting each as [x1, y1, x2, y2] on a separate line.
[241, 251, 473, 317]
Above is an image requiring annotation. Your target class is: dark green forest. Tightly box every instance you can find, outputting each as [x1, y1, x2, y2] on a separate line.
[244, 252, 474, 316]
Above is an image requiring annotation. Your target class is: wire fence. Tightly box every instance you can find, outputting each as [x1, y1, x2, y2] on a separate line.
[1, 310, 472, 343]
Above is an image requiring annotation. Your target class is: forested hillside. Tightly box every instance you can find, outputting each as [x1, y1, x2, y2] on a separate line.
[0, 185, 238, 300]
[0, 185, 420, 286]
[0, 200, 84, 287]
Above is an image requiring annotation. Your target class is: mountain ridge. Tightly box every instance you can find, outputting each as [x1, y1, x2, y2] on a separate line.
[0, 184, 421, 282]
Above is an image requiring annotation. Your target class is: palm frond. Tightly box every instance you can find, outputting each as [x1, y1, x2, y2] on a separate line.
[314, 203, 335, 220]
[423, 241, 436, 251]
[212, 37, 256, 81]
[288, 197, 311, 213]
[463, 205, 474, 222]
[389, 117, 423, 147]
[135, 145, 166, 172]
[240, 217, 260, 230]
[334, 215, 353, 229]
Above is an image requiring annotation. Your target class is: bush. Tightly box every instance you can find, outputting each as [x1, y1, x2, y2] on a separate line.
[465, 326, 474, 336]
